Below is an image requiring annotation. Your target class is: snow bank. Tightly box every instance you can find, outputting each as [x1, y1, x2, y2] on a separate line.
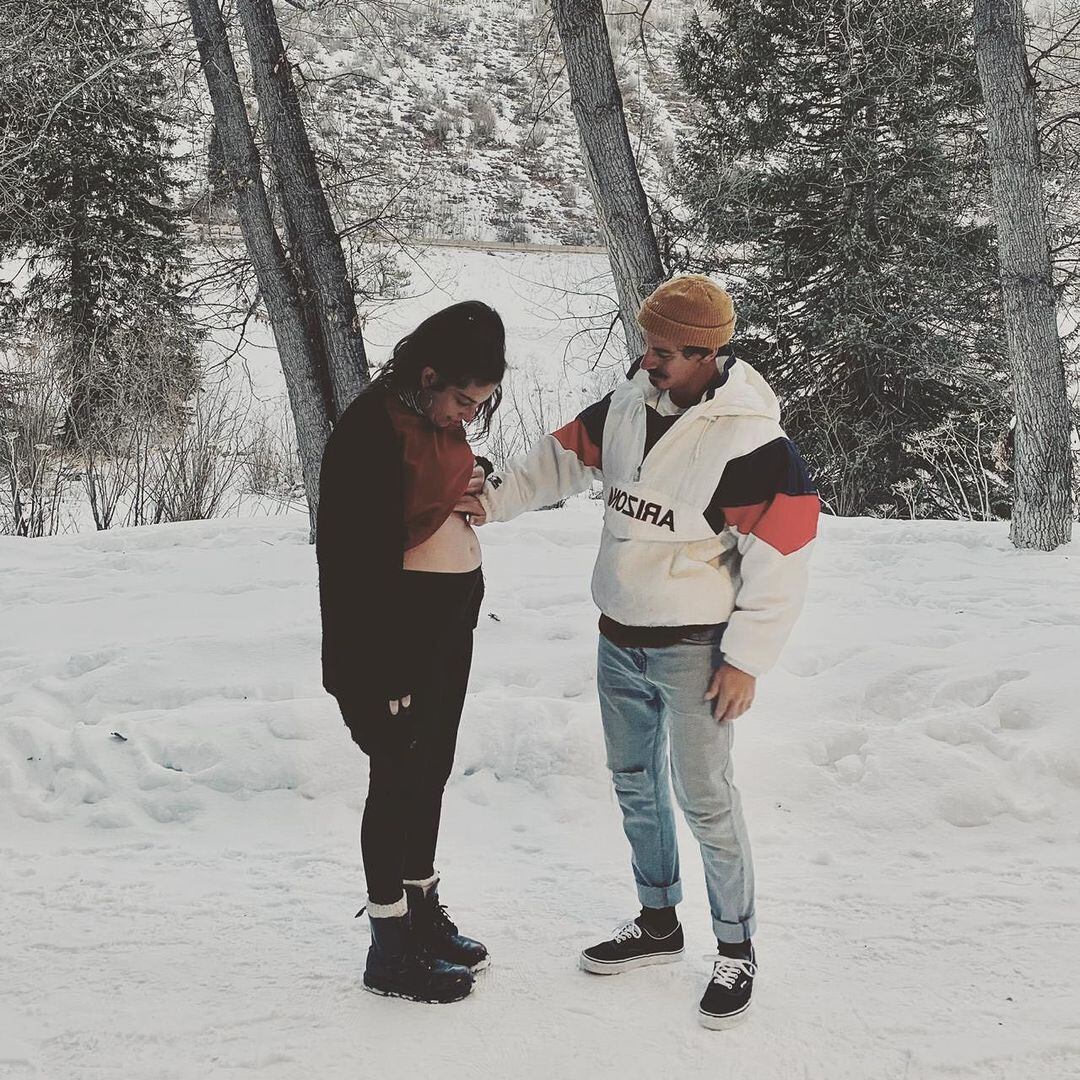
[3, 508, 1076, 835]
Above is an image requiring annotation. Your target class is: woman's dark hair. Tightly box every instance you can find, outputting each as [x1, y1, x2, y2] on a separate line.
[371, 300, 506, 434]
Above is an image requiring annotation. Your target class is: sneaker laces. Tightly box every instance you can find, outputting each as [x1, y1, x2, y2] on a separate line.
[611, 919, 644, 944]
[706, 952, 756, 989]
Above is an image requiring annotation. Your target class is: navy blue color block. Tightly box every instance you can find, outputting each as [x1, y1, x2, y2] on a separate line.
[704, 439, 817, 533]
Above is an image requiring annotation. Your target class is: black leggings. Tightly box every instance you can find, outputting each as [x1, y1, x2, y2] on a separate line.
[337, 568, 483, 906]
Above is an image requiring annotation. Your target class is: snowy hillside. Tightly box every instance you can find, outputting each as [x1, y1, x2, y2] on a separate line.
[176, 0, 696, 245]
[2, 504, 1079, 1079]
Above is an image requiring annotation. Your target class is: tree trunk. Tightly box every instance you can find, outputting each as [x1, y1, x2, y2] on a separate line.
[973, 0, 1074, 549]
[551, 0, 665, 359]
[207, 122, 229, 206]
[63, 32, 100, 444]
[187, 0, 330, 525]
[236, 0, 368, 420]
[66, 161, 97, 443]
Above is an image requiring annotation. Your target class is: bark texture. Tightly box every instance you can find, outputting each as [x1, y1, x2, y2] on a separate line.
[551, 0, 665, 359]
[235, 0, 368, 420]
[974, 0, 1074, 549]
[187, 0, 329, 522]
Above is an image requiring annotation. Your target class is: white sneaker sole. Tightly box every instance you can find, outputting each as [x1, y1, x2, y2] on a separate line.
[698, 1000, 752, 1029]
[579, 948, 685, 975]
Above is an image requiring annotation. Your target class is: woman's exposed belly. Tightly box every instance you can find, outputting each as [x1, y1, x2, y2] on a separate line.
[403, 512, 482, 572]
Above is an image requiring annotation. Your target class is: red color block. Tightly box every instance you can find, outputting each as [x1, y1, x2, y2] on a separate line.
[552, 418, 602, 469]
[723, 493, 819, 555]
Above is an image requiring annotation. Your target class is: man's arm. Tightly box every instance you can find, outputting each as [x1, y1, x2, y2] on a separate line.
[706, 435, 820, 681]
[476, 394, 611, 523]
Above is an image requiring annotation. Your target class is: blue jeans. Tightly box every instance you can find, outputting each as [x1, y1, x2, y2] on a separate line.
[597, 632, 756, 944]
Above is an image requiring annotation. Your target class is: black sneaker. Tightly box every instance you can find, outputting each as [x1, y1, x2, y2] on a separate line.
[698, 944, 756, 1028]
[580, 916, 685, 974]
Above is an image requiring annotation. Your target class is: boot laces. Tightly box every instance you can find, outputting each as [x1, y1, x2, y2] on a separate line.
[707, 953, 756, 989]
[612, 919, 643, 944]
[429, 900, 458, 936]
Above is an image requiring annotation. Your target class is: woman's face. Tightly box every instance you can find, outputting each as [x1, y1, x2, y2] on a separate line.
[419, 367, 499, 428]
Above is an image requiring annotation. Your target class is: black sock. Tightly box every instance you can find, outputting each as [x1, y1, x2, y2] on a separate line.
[716, 938, 752, 960]
[639, 905, 678, 936]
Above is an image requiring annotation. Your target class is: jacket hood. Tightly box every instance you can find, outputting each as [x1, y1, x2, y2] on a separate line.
[630, 355, 780, 422]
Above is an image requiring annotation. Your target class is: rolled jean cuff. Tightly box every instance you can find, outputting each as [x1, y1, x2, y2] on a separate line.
[636, 881, 683, 909]
[714, 912, 756, 945]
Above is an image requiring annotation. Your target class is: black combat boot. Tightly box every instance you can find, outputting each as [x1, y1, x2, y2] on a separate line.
[363, 910, 474, 1004]
[404, 878, 489, 971]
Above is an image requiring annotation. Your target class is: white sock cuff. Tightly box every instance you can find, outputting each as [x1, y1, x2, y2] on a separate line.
[366, 894, 407, 919]
[402, 872, 439, 892]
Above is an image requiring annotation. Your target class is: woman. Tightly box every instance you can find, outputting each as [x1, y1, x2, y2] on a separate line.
[316, 301, 505, 1004]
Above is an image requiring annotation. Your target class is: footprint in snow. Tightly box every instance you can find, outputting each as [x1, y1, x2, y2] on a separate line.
[810, 727, 868, 768]
[932, 668, 1030, 709]
[861, 665, 951, 722]
[924, 716, 1016, 760]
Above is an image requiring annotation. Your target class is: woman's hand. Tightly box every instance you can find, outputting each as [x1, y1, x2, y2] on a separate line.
[465, 464, 486, 495]
[388, 694, 412, 716]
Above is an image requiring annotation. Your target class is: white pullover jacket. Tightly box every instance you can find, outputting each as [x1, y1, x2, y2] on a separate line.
[478, 355, 819, 676]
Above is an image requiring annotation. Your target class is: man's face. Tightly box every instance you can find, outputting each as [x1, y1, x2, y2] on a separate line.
[639, 333, 718, 396]
[420, 367, 499, 428]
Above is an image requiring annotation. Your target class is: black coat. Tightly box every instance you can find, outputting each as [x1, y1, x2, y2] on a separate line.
[315, 387, 411, 704]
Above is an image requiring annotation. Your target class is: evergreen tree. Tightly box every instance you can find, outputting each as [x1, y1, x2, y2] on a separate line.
[1, 0, 199, 439]
[676, 0, 1010, 518]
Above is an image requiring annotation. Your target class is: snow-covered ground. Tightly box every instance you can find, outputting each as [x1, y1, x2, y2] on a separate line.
[2, 502, 1079, 1079]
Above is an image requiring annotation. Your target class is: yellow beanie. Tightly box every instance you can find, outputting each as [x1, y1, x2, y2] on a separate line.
[636, 275, 736, 350]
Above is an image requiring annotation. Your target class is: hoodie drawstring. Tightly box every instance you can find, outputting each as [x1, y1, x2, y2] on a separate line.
[691, 417, 715, 464]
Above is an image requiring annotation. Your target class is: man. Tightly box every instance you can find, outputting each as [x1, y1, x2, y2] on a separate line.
[459, 276, 819, 1027]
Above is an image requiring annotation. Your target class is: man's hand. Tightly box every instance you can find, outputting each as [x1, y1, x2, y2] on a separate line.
[388, 694, 412, 716]
[704, 663, 756, 722]
[465, 464, 486, 495]
[454, 493, 487, 524]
